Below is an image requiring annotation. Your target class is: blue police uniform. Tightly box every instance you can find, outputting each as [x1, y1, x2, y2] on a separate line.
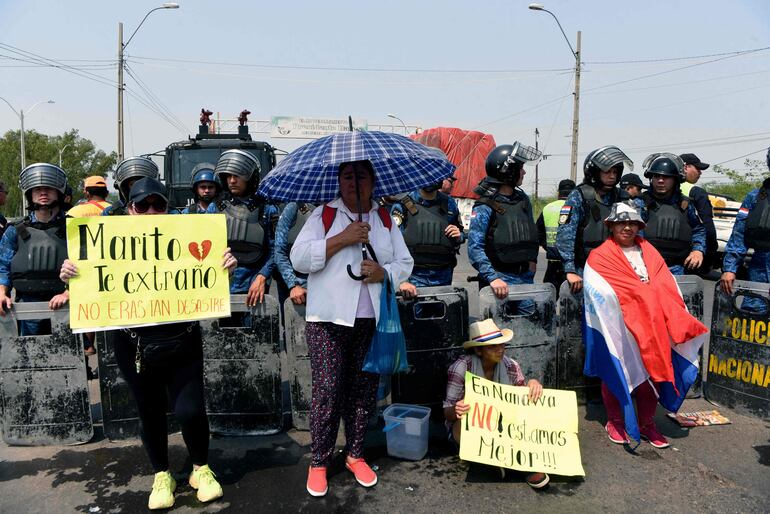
[723, 187, 770, 284]
[274, 202, 309, 290]
[391, 191, 465, 287]
[0, 211, 66, 335]
[181, 204, 209, 214]
[207, 196, 278, 293]
[555, 187, 631, 276]
[639, 191, 707, 276]
[467, 190, 535, 288]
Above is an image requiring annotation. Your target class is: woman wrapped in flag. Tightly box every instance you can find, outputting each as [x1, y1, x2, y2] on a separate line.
[582, 202, 708, 448]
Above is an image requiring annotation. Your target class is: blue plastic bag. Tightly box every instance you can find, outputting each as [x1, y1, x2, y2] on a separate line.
[362, 274, 408, 374]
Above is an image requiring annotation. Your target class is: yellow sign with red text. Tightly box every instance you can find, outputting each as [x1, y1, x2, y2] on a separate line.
[65, 214, 231, 332]
[459, 372, 585, 476]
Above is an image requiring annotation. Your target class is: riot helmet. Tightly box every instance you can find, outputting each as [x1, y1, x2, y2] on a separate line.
[583, 146, 633, 186]
[214, 149, 260, 190]
[485, 142, 542, 185]
[114, 156, 159, 202]
[191, 162, 220, 203]
[19, 163, 68, 209]
[643, 153, 685, 182]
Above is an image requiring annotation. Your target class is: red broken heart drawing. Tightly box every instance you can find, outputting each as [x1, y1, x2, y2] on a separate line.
[188, 240, 212, 262]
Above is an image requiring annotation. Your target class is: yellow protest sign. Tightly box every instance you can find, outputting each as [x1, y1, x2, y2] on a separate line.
[66, 214, 231, 332]
[459, 372, 585, 476]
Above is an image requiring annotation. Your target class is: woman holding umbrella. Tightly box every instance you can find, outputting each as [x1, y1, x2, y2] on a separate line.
[263, 129, 452, 497]
[290, 159, 413, 496]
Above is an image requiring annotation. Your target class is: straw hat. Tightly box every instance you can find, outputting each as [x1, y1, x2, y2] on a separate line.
[463, 319, 514, 349]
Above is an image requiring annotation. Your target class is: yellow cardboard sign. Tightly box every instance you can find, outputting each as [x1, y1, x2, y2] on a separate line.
[65, 214, 231, 332]
[459, 372, 585, 476]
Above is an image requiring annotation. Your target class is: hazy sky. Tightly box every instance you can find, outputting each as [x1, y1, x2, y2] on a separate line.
[1, 0, 769, 194]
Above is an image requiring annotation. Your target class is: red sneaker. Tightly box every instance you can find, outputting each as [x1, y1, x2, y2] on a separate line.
[526, 472, 550, 489]
[306, 466, 327, 497]
[345, 458, 377, 487]
[605, 421, 628, 444]
[640, 424, 670, 449]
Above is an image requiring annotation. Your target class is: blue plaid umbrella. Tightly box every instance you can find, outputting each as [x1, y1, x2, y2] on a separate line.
[257, 131, 456, 202]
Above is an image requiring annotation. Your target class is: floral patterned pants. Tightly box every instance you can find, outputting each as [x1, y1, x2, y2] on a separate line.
[306, 318, 378, 467]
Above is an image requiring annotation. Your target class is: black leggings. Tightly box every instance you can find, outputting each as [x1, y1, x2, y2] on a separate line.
[113, 329, 210, 472]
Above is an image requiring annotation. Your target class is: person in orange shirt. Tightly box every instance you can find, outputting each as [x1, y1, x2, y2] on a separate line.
[66, 176, 112, 218]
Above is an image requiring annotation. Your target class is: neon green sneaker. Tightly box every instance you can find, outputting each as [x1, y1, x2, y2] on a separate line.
[148, 471, 176, 510]
[189, 464, 224, 503]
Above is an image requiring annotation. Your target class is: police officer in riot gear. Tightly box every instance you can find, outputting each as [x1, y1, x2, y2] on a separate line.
[182, 163, 220, 214]
[468, 142, 541, 300]
[720, 146, 770, 300]
[0, 163, 70, 334]
[274, 201, 319, 306]
[390, 183, 465, 298]
[640, 153, 706, 275]
[619, 173, 647, 198]
[536, 179, 575, 291]
[555, 145, 633, 293]
[103, 156, 160, 216]
[207, 149, 279, 307]
[679, 153, 717, 274]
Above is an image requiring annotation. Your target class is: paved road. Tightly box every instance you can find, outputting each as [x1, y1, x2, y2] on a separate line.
[2, 251, 767, 513]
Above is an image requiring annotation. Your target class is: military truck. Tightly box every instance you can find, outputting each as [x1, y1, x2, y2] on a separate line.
[163, 111, 276, 209]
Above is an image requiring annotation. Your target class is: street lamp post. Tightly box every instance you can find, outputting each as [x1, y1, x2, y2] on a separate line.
[387, 113, 408, 135]
[529, 3, 581, 182]
[0, 97, 55, 170]
[118, 3, 179, 162]
[58, 143, 71, 168]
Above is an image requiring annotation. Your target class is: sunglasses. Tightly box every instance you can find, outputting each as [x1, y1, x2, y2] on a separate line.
[132, 198, 167, 213]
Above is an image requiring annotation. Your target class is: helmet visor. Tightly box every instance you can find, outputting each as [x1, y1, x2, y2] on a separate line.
[590, 146, 634, 172]
[644, 152, 684, 173]
[508, 142, 543, 166]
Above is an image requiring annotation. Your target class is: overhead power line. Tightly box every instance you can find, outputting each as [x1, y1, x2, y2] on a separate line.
[0, 43, 187, 137]
[585, 45, 770, 65]
[130, 54, 574, 74]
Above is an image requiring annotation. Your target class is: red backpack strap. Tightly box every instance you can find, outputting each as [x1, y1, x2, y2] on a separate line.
[322, 204, 337, 234]
[377, 206, 392, 230]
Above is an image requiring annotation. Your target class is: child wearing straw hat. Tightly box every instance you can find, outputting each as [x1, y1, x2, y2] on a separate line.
[443, 319, 549, 489]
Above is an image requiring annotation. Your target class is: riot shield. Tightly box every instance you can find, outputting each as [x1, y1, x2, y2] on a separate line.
[676, 275, 705, 322]
[675, 275, 705, 395]
[555, 281, 601, 402]
[200, 294, 282, 435]
[0, 303, 93, 445]
[392, 286, 468, 413]
[96, 332, 178, 441]
[284, 298, 311, 430]
[705, 280, 770, 419]
[479, 284, 557, 386]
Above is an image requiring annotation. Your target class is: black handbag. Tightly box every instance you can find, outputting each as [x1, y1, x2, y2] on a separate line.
[129, 322, 198, 373]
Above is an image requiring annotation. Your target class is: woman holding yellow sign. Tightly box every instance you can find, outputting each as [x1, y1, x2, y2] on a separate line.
[60, 178, 237, 510]
[443, 319, 548, 490]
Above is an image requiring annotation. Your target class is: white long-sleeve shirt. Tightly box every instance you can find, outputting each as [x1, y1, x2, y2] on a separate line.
[290, 197, 414, 327]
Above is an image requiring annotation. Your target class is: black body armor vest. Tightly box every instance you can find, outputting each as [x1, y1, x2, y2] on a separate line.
[219, 199, 266, 267]
[401, 195, 457, 269]
[286, 203, 315, 248]
[477, 193, 538, 272]
[10, 218, 67, 295]
[744, 180, 770, 251]
[643, 192, 693, 265]
[576, 184, 625, 267]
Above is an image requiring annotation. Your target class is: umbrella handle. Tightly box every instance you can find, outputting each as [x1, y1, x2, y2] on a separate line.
[347, 264, 365, 281]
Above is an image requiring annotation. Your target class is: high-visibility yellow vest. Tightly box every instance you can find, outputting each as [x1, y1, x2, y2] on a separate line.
[542, 199, 566, 247]
[680, 182, 694, 196]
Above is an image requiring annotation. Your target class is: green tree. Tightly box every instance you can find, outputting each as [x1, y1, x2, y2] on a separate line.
[702, 158, 765, 202]
[0, 129, 116, 216]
